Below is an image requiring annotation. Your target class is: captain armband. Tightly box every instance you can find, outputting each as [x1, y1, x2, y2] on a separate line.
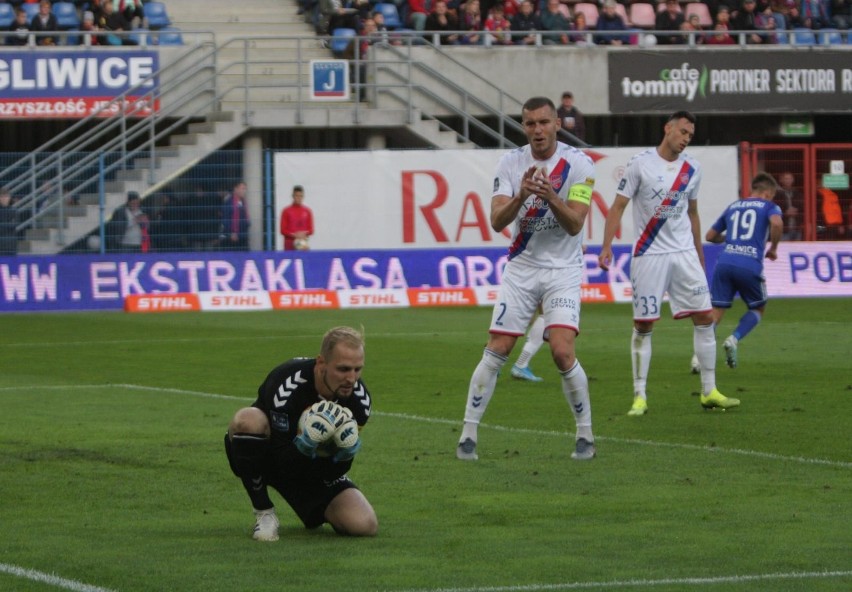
[567, 183, 593, 206]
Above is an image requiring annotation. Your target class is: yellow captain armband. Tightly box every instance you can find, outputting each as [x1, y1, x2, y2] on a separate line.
[567, 183, 593, 206]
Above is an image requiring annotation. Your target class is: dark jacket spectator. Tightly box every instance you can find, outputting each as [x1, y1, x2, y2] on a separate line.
[656, 0, 686, 44]
[7, 8, 30, 46]
[30, 0, 59, 46]
[594, 0, 629, 45]
[510, 0, 540, 45]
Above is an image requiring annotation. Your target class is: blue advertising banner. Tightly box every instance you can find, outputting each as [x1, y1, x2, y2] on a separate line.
[0, 49, 159, 118]
[16, 243, 852, 313]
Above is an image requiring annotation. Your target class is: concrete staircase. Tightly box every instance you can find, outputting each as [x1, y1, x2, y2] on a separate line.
[19, 112, 247, 254]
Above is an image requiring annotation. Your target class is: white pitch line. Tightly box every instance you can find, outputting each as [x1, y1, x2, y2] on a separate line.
[2, 384, 851, 470]
[0, 563, 117, 592]
[383, 570, 852, 592]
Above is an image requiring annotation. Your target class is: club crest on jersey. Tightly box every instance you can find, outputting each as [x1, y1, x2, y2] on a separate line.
[680, 173, 690, 185]
[548, 173, 564, 191]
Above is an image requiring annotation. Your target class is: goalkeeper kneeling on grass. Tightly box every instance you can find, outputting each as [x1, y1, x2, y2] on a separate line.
[224, 326, 376, 541]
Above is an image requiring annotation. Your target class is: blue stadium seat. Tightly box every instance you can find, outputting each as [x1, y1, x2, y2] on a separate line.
[0, 4, 14, 30]
[153, 26, 184, 46]
[330, 27, 357, 56]
[53, 2, 81, 30]
[374, 3, 402, 30]
[792, 28, 816, 45]
[819, 28, 843, 45]
[22, 3, 40, 22]
[144, 1, 172, 29]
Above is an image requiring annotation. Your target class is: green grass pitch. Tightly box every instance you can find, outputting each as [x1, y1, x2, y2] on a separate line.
[1, 299, 850, 592]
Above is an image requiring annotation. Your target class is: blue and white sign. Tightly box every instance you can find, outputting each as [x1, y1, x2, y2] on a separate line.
[310, 60, 349, 101]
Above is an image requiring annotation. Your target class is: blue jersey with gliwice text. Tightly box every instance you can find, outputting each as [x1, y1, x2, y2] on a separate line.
[711, 197, 782, 273]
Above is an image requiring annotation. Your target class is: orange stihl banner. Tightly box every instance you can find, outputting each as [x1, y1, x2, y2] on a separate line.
[124, 286, 619, 313]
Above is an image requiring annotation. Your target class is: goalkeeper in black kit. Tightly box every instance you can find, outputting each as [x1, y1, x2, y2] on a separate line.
[224, 326, 377, 541]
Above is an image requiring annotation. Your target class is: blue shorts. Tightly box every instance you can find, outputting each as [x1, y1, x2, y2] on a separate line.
[710, 263, 767, 310]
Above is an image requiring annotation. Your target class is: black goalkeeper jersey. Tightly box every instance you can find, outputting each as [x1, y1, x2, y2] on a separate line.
[251, 357, 372, 474]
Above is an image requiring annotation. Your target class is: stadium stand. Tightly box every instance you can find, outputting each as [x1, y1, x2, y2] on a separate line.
[373, 3, 403, 30]
[683, 2, 712, 29]
[144, 1, 172, 30]
[573, 3, 599, 27]
[628, 3, 656, 29]
[792, 27, 817, 45]
[0, 4, 14, 31]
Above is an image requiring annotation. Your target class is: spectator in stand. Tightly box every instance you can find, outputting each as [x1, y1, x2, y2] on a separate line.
[656, 0, 686, 44]
[594, 0, 629, 45]
[220, 181, 250, 251]
[539, 0, 570, 45]
[407, 0, 430, 30]
[768, 0, 792, 29]
[733, 0, 768, 44]
[98, 0, 137, 45]
[556, 91, 586, 142]
[785, 1, 807, 26]
[280, 185, 315, 251]
[425, 0, 460, 45]
[801, 0, 831, 28]
[324, 0, 362, 37]
[79, 11, 101, 46]
[502, 0, 521, 18]
[118, 0, 145, 29]
[105, 192, 150, 253]
[567, 10, 592, 44]
[705, 6, 736, 44]
[761, 14, 779, 42]
[830, 0, 851, 28]
[776, 171, 803, 241]
[459, 0, 485, 44]
[0, 188, 18, 256]
[484, 3, 513, 44]
[7, 8, 31, 47]
[30, 0, 59, 46]
[681, 14, 705, 45]
[510, 0, 540, 45]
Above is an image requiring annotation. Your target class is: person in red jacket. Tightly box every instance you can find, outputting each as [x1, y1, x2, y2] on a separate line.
[280, 185, 315, 250]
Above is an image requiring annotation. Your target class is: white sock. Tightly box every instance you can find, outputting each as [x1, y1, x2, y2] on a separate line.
[515, 316, 546, 369]
[461, 348, 507, 442]
[694, 324, 717, 394]
[631, 329, 652, 399]
[561, 360, 593, 442]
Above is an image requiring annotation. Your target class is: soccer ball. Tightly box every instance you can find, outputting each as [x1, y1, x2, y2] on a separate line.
[298, 404, 336, 457]
[294, 238, 309, 251]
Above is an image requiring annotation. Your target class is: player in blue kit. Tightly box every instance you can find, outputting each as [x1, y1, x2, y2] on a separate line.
[705, 172, 783, 368]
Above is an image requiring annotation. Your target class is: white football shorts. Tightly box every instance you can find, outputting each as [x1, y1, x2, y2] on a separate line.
[489, 263, 582, 336]
[630, 250, 711, 321]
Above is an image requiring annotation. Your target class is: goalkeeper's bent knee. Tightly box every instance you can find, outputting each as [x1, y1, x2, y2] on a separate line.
[226, 432, 269, 477]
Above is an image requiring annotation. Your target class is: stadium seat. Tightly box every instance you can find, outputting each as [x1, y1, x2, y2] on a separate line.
[820, 28, 843, 45]
[792, 27, 816, 45]
[573, 3, 599, 27]
[21, 3, 40, 22]
[614, 2, 630, 25]
[628, 3, 656, 28]
[152, 26, 184, 46]
[53, 2, 81, 29]
[144, 1, 172, 29]
[373, 3, 402, 30]
[683, 2, 712, 28]
[557, 3, 571, 20]
[329, 27, 357, 56]
[0, 4, 14, 30]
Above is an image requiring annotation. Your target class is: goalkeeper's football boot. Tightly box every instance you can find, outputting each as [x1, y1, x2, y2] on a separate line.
[571, 437, 596, 460]
[690, 354, 700, 374]
[627, 396, 648, 416]
[252, 508, 279, 542]
[723, 336, 738, 369]
[511, 364, 543, 382]
[700, 388, 740, 410]
[456, 438, 478, 461]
